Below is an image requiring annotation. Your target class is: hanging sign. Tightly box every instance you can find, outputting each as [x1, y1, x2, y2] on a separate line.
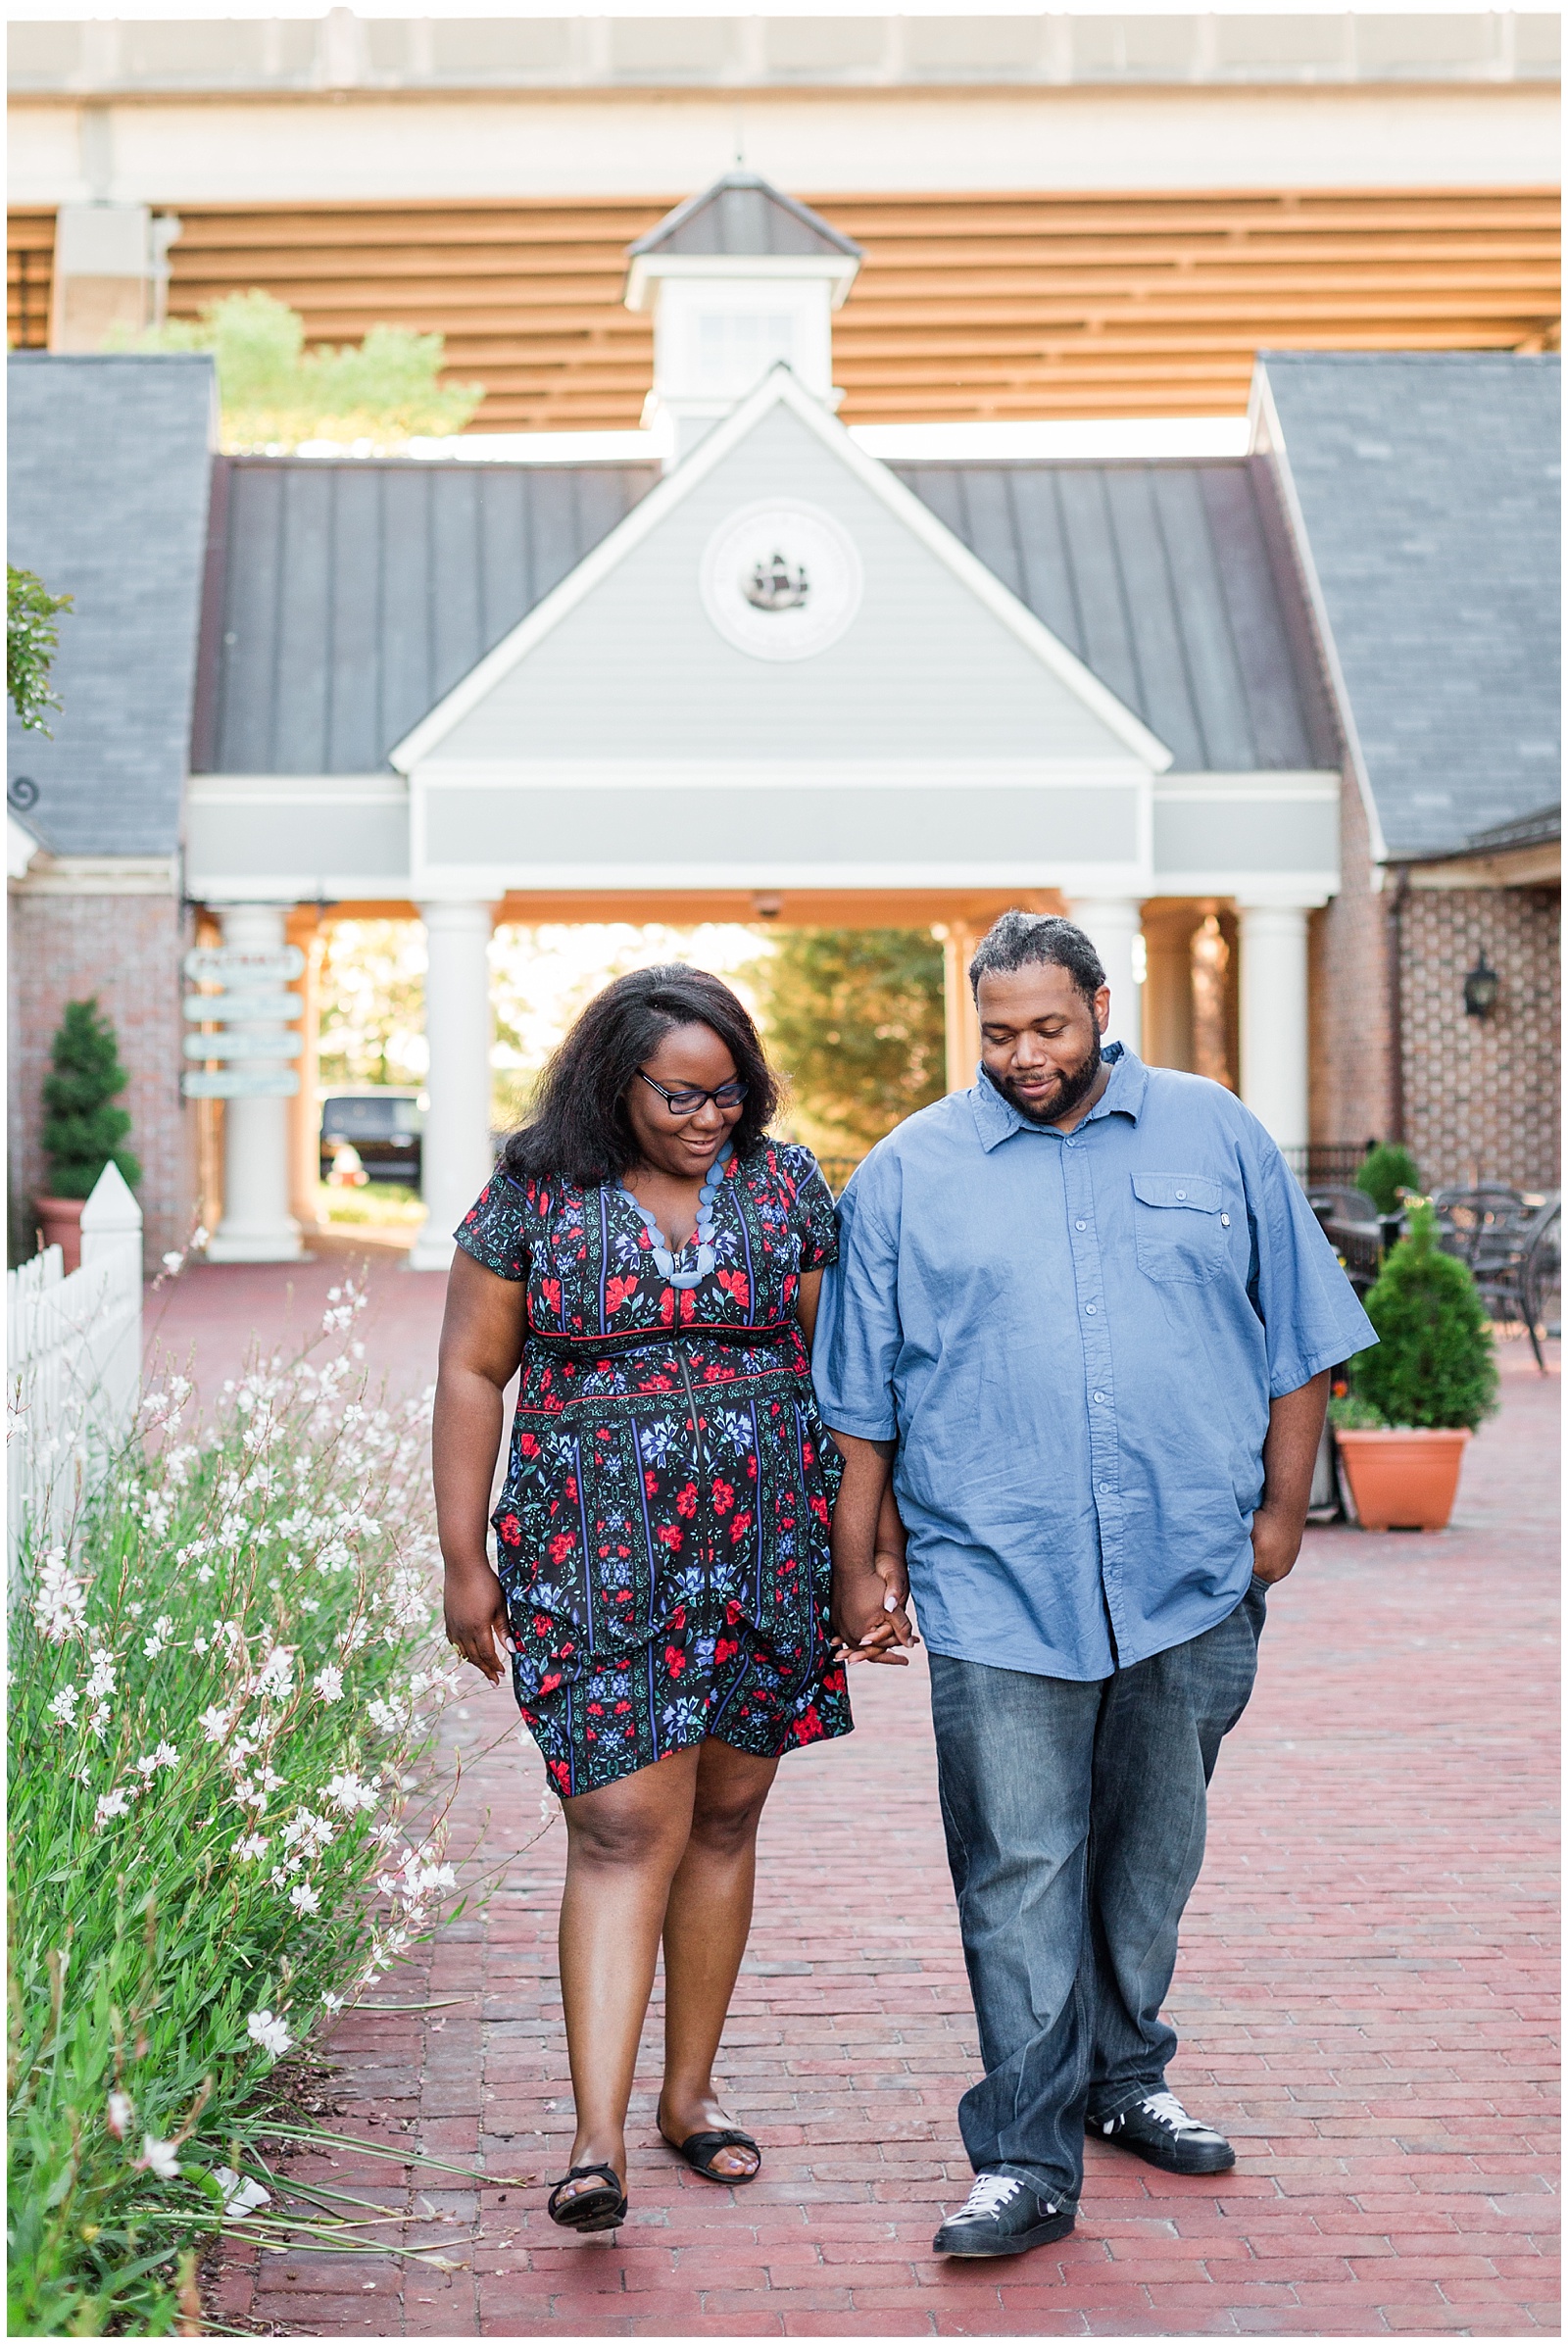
[182, 1032, 305, 1062]
[183, 944, 305, 984]
[182, 993, 303, 1025]
[182, 1069, 301, 1100]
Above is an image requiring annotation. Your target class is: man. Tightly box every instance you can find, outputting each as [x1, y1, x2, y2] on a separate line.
[815, 911, 1375, 2259]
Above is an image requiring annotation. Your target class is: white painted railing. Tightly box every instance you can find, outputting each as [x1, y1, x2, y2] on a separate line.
[7, 1164, 143, 1576]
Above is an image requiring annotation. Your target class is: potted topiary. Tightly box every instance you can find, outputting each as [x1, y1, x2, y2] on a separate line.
[36, 999, 142, 1272]
[1332, 1198, 1498, 1532]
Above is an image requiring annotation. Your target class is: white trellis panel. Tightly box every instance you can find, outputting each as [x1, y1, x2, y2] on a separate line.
[7, 1164, 143, 1578]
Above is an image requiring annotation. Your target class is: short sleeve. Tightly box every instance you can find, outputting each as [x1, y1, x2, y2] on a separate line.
[453, 1173, 530, 1281]
[1243, 1129, 1377, 1396]
[811, 1161, 904, 1441]
[787, 1147, 840, 1272]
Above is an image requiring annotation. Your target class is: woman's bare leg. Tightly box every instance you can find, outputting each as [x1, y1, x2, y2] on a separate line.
[556, 1746, 700, 2206]
[658, 1738, 780, 2177]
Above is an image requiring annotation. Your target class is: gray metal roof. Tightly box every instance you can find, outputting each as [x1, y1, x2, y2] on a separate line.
[201, 446, 1336, 777]
[198, 457, 658, 773]
[1260, 352, 1561, 859]
[895, 457, 1339, 773]
[627, 171, 862, 262]
[6, 353, 216, 855]
[1465, 801, 1561, 853]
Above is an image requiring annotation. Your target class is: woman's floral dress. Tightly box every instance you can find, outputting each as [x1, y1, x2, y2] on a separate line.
[454, 1143, 853, 1797]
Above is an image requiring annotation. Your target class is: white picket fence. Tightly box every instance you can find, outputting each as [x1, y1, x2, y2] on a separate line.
[7, 1164, 143, 1578]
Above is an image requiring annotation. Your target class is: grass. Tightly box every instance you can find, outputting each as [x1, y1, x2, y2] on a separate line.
[315, 1181, 426, 1229]
[7, 1281, 463, 2335]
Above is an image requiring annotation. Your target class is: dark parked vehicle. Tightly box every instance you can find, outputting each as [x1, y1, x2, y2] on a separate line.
[319, 1091, 425, 1191]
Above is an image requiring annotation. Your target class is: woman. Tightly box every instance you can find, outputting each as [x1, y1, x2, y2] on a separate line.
[433, 965, 910, 2235]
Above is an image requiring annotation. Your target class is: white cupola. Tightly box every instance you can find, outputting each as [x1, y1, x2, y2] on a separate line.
[623, 171, 862, 462]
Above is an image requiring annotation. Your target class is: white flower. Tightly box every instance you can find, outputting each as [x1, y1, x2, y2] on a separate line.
[126, 1603, 144, 1621]
[95, 1788, 132, 1827]
[199, 1706, 232, 1743]
[311, 1664, 344, 1704]
[86, 1651, 116, 1700]
[106, 2089, 133, 2138]
[254, 1645, 294, 1700]
[247, 2009, 293, 2059]
[233, 1832, 270, 1861]
[321, 1991, 345, 2015]
[142, 1616, 174, 1659]
[325, 1771, 377, 1814]
[135, 1741, 180, 1779]
[213, 2165, 270, 2219]
[48, 1685, 79, 1727]
[195, 1566, 214, 1586]
[141, 2134, 180, 2179]
[288, 1881, 319, 1915]
[32, 1548, 87, 1643]
[161, 1250, 184, 1274]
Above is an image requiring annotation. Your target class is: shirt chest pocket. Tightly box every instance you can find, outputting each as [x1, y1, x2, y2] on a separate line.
[1130, 1173, 1230, 1284]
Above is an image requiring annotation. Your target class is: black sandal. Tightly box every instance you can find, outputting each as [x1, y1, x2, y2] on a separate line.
[547, 2163, 627, 2231]
[660, 2125, 762, 2183]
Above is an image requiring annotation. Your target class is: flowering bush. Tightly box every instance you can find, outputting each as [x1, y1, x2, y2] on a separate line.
[7, 1290, 462, 2335]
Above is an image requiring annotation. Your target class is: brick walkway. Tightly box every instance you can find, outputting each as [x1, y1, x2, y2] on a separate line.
[203, 1279, 1557, 2338]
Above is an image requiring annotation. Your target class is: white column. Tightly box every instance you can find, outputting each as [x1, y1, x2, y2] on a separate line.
[1067, 898, 1145, 1050]
[408, 901, 497, 1274]
[937, 921, 983, 1094]
[207, 904, 303, 1264]
[1237, 902, 1310, 1153]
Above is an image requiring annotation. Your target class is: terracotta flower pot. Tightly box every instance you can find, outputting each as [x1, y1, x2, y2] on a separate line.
[34, 1196, 86, 1274]
[1335, 1426, 1471, 1533]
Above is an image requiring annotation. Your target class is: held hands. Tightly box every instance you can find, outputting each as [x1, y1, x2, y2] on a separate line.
[443, 1559, 514, 1685]
[830, 1546, 918, 1667]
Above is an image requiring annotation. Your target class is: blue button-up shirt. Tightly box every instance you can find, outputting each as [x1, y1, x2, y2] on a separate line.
[813, 1045, 1376, 1681]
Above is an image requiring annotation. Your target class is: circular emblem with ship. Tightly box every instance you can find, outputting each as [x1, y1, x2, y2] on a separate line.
[700, 501, 863, 661]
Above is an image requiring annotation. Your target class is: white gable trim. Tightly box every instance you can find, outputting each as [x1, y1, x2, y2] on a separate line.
[390, 365, 1174, 776]
[1249, 362, 1388, 875]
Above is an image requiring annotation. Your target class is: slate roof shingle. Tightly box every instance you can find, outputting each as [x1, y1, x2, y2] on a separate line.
[6, 353, 217, 855]
[1259, 351, 1561, 860]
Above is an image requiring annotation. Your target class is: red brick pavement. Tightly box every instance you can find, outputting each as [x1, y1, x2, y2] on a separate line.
[209, 1326, 1557, 2339]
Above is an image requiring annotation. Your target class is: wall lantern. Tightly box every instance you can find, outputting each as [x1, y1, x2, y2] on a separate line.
[1462, 953, 1500, 1018]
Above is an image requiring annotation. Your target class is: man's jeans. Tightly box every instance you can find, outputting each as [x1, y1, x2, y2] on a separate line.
[927, 1580, 1267, 2206]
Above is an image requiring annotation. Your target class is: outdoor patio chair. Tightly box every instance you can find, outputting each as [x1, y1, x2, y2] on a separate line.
[1433, 1189, 1560, 1371]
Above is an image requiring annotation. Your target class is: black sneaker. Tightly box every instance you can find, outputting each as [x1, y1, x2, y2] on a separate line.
[932, 2172, 1076, 2258]
[1090, 2089, 1236, 2175]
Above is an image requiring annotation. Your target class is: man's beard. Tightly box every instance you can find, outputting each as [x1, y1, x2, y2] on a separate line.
[996, 1031, 1102, 1125]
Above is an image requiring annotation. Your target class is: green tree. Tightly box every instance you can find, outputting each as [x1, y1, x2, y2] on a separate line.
[1355, 1142, 1419, 1216]
[41, 1000, 141, 1198]
[318, 920, 428, 1090]
[750, 928, 945, 1155]
[7, 566, 74, 735]
[1350, 1199, 1498, 1431]
[119, 289, 484, 453]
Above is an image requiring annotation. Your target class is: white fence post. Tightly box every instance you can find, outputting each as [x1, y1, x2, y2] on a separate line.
[7, 1163, 144, 1581]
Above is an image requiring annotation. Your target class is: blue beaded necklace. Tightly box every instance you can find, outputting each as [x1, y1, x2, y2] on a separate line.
[620, 1143, 731, 1289]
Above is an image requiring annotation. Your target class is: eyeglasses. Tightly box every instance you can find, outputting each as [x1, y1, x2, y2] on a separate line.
[637, 1069, 750, 1116]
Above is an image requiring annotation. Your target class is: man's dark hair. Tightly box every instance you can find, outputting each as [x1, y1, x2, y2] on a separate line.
[503, 964, 781, 1189]
[968, 912, 1105, 1008]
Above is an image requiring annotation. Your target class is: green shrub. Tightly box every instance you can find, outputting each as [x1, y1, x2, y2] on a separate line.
[7, 1290, 462, 2335]
[41, 999, 142, 1200]
[1328, 1390, 1386, 1431]
[8, 564, 74, 735]
[1349, 1199, 1499, 1432]
[1355, 1142, 1419, 1217]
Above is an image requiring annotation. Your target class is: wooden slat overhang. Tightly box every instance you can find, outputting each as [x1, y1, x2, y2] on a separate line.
[10, 186, 1559, 425]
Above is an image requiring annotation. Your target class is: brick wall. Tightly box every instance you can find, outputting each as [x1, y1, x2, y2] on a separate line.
[1398, 883, 1561, 1193]
[7, 891, 198, 1267]
[1308, 762, 1396, 1150]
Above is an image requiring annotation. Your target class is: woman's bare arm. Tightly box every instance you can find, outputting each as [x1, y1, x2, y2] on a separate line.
[433, 1248, 528, 1685]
